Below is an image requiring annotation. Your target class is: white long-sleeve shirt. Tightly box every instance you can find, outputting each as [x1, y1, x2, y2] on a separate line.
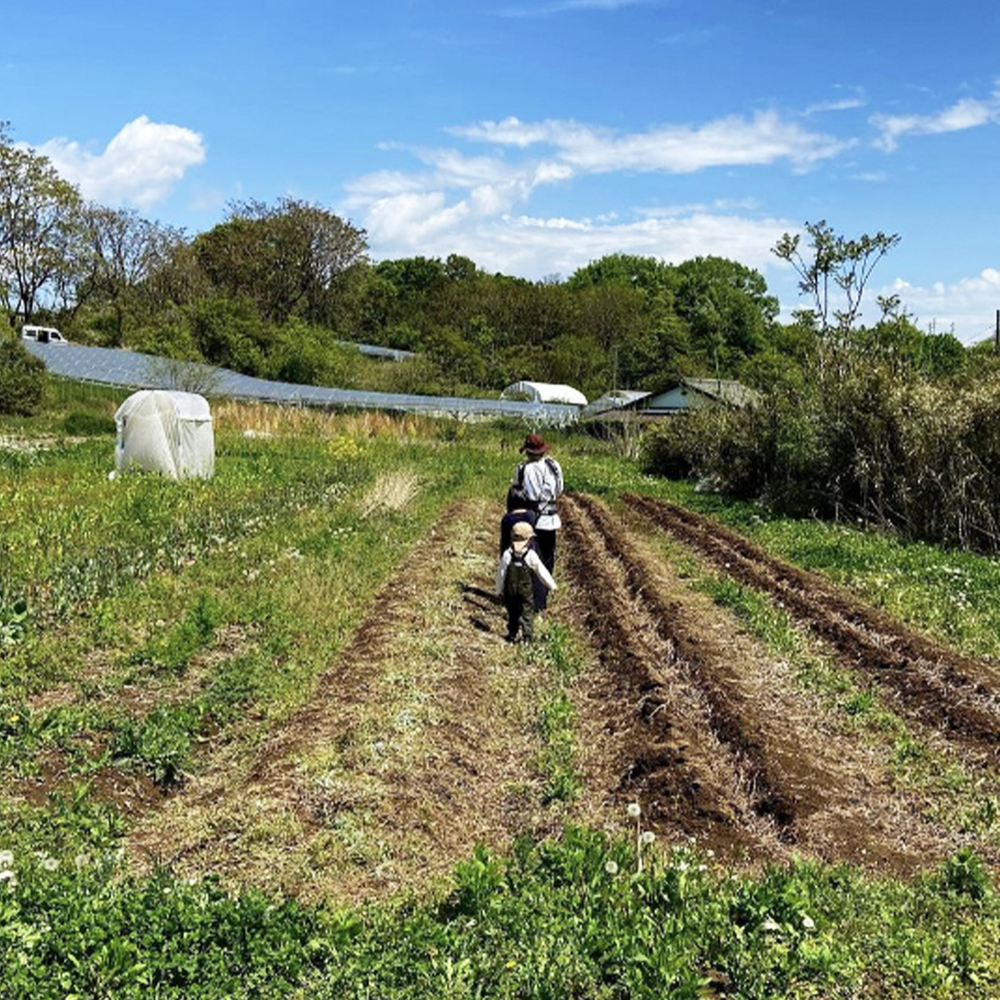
[514, 456, 564, 531]
[495, 547, 558, 596]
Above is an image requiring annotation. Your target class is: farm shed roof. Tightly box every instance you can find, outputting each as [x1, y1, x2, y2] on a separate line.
[616, 377, 760, 416]
[499, 381, 588, 406]
[583, 390, 651, 416]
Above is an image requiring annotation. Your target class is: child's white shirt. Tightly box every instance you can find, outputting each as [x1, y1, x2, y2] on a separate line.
[495, 548, 557, 596]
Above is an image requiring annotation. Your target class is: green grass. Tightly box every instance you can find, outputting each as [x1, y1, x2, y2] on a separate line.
[527, 622, 586, 805]
[6, 395, 1000, 998]
[3, 827, 998, 999]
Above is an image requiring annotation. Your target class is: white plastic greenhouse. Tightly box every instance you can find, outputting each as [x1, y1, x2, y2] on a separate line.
[114, 390, 215, 480]
[499, 381, 588, 406]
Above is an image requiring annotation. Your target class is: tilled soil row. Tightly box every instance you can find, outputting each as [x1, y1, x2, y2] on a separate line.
[563, 493, 970, 872]
[624, 493, 1000, 753]
[560, 494, 771, 859]
[574, 495, 803, 834]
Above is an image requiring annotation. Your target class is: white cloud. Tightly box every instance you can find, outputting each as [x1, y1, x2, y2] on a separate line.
[871, 84, 1000, 151]
[883, 268, 1000, 344]
[452, 111, 852, 173]
[366, 199, 792, 283]
[34, 116, 205, 210]
[364, 191, 470, 247]
[350, 107, 840, 287]
[411, 147, 522, 186]
[635, 198, 758, 219]
[804, 96, 866, 116]
[344, 169, 437, 200]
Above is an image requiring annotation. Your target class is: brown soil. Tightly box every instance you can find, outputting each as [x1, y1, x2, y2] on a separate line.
[623, 493, 1000, 754]
[559, 492, 997, 874]
[63, 488, 1000, 899]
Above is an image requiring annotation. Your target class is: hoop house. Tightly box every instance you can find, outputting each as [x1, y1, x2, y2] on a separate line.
[114, 390, 215, 480]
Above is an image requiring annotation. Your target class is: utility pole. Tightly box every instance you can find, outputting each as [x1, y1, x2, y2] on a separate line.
[995, 309, 999, 355]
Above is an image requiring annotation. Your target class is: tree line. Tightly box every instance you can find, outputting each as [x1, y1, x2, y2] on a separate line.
[4, 120, 977, 404]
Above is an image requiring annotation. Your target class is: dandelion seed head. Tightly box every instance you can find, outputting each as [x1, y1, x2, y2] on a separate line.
[627, 802, 641, 819]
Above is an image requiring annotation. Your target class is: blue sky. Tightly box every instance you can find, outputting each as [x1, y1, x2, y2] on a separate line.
[5, 0, 1000, 343]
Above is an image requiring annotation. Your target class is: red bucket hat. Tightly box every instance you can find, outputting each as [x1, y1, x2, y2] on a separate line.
[519, 433, 549, 456]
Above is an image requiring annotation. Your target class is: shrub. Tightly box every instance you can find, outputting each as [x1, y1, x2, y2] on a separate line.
[640, 357, 1000, 551]
[0, 336, 47, 415]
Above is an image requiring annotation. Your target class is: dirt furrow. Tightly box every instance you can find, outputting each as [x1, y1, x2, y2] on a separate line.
[624, 493, 1000, 752]
[563, 493, 966, 873]
[562, 495, 785, 859]
[574, 494, 802, 834]
[126, 499, 556, 903]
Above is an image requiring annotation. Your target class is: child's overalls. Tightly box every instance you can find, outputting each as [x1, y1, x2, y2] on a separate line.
[503, 550, 536, 642]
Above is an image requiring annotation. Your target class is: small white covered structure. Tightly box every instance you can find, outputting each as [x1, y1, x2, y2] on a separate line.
[500, 380, 588, 407]
[114, 390, 215, 480]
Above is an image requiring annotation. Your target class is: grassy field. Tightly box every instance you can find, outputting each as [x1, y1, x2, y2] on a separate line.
[3, 389, 1000, 997]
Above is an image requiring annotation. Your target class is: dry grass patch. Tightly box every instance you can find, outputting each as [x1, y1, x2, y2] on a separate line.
[213, 400, 435, 442]
[356, 468, 422, 518]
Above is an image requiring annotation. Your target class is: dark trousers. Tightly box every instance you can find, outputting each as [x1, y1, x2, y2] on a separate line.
[533, 529, 557, 611]
[504, 566, 536, 641]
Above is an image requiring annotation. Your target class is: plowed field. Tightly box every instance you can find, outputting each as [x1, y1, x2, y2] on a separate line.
[120, 489, 1000, 900]
[562, 492, 1000, 873]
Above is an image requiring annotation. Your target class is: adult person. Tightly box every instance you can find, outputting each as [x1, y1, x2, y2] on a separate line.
[512, 433, 563, 612]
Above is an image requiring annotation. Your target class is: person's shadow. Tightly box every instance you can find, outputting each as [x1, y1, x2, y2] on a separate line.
[460, 583, 500, 633]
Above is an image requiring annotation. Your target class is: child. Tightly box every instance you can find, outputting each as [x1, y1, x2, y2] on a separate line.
[499, 485, 547, 612]
[496, 521, 556, 644]
[499, 484, 538, 554]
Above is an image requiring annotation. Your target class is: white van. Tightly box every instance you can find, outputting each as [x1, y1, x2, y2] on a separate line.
[21, 325, 68, 344]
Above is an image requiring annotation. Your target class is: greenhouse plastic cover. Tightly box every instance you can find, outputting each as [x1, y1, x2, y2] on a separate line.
[500, 380, 588, 406]
[114, 389, 215, 480]
[24, 342, 582, 425]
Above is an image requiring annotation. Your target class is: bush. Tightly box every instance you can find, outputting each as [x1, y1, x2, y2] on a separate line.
[640, 356, 1000, 552]
[0, 337, 47, 415]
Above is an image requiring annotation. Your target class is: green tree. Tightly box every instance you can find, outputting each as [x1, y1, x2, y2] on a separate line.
[188, 296, 268, 375]
[566, 253, 674, 295]
[773, 220, 900, 340]
[78, 205, 185, 345]
[0, 334, 46, 414]
[194, 197, 367, 325]
[0, 122, 85, 326]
